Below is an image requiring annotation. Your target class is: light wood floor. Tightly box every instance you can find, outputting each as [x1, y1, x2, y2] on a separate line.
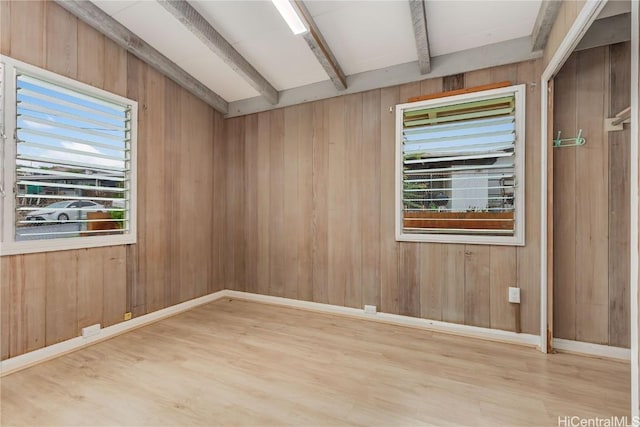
[1, 298, 630, 426]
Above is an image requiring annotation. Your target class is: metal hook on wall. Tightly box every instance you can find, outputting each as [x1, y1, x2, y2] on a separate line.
[553, 129, 586, 148]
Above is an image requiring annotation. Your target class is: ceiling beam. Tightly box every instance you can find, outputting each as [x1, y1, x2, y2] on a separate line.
[408, 0, 431, 74]
[291, 1, 347, 91]
[227, 36, 541, 118]
[157, 0, 279, 105]
[55, 0, 228, 114]
[531, 0, 562, 51]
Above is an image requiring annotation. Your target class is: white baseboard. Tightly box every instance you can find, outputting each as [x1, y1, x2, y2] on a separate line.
[13, 289, 626, 376]
[553, 338, 631, 361]
[224, 290, 541, 348]
[0, 289, 229, 376]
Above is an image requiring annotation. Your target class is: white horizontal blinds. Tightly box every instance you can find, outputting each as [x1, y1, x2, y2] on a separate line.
[14, 72, 131, 239]
[402, 94, 517, 236]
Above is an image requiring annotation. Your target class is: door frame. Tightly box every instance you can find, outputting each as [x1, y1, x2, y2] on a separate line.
[539, 0, 638, 418]
[539, 0, 607, 355]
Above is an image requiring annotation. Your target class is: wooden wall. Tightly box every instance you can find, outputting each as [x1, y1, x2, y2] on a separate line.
[223, 60, 543, 334]
[552, 43, 631, 348]
[0, 0, 602, 362]
[0, 1, 225, 360]
[544, 0, 587, 67]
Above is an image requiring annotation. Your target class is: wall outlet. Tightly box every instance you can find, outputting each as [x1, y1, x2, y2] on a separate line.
[82, 324, 101, 338]
[364, 305, 377, 315]
[123, 312, 132, 321]
[508, 287, 521, 304]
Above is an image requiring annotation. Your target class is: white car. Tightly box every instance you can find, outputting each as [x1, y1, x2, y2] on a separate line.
[26, 200, 105, 222]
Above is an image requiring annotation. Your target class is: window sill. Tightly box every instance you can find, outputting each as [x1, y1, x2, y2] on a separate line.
[0, 234, 136, 256]
[396, 231, 525, 246]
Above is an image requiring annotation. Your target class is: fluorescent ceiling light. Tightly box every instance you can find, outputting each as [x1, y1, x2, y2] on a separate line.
[271, 0, 308, 35]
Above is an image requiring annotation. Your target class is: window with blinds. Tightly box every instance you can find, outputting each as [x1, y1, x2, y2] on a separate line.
[0, 55, 137, 255]
[395, 84, 525, 245]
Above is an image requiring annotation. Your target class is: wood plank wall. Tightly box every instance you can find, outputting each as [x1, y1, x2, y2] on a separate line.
[543, 0, 587, 67]
[553, 43, 631, 348]
[0, 0, 598, 362]
[223, 60, 543, 334]
[0, 1, 224, 360]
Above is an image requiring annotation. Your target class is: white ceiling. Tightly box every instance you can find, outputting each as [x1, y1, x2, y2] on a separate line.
[426, 1, 541, 57]
[190, 1, 328, 91]
[305, 1, 417, 76]
[92, 0, 544, 104]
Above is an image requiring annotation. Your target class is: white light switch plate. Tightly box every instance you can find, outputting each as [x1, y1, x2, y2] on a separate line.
[508, 287, 520, 304]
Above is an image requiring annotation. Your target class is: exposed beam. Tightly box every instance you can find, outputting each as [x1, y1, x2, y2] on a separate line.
[531, 0, 562, 51]
[575, 13, 631, 52]
[291, 1, 347, 91]
[157, 0, 279, 105]
[55, 0, 228, 114]
[408, 0, 431, 74]
[227, 36, 541, 118]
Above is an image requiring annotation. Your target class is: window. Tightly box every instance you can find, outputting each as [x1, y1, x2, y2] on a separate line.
[395, 84, 525, 245]
[0, 55, 137, 255]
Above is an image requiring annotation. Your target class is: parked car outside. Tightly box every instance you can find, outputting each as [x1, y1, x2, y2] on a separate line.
[25, 200, 105, 223]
